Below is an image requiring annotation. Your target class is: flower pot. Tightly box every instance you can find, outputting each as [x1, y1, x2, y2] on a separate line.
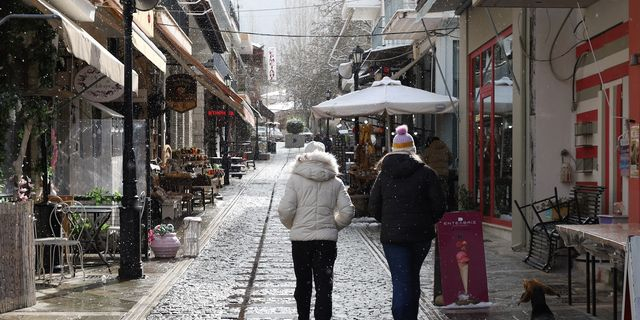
[150, 233, 181, 258]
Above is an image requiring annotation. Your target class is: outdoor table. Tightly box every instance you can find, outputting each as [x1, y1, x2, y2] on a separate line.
[557, 223, 640, 318]
[69, 205, 116, 272]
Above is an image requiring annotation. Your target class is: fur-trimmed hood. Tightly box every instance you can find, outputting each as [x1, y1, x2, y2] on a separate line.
[293, 151, 340, 182]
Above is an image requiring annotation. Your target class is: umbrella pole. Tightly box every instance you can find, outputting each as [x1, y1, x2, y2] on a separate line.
[385, 113, 392, 152]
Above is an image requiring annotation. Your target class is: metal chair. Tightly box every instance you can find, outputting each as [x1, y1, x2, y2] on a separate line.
[514, 188, 565, 272]
[563, 185, 606, 225]
[34, 201, 86, 284]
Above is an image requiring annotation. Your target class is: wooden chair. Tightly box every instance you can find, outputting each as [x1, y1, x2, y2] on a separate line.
[515, 188, 565, 272]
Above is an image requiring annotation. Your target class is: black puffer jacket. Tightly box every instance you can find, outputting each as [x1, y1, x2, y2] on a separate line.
[368, 153, 445, 244]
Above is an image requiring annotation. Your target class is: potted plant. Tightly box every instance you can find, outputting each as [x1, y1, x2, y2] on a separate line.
[285, 118, 305, 148]
[148, 224, 180, 258]
[457, 185, 477, 211]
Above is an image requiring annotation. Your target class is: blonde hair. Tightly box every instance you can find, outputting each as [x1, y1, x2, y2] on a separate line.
[374, 151, 423, 171]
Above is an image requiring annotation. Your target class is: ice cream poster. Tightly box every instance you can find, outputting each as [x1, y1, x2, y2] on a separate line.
[436, 211, 489, 307]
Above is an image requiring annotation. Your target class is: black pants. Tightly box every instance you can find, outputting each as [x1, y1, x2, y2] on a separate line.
[291, 240, 337, 320]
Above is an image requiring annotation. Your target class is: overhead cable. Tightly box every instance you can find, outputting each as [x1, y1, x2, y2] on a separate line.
[155, 22, 458, 38]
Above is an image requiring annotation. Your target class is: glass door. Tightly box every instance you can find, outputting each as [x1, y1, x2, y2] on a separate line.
[468, 27, 513, 226]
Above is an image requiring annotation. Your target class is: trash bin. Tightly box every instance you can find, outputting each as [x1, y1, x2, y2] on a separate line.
[183, 216, 202, 257]
[268, 141, 276, 153]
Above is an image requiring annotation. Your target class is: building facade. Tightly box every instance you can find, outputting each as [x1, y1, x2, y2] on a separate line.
[422, 0, 640, 246]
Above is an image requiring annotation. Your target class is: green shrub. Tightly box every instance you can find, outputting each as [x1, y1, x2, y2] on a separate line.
[286, 119, 304, 134]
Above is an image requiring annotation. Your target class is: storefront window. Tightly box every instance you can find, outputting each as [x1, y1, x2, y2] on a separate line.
[469, 27, 513, 226]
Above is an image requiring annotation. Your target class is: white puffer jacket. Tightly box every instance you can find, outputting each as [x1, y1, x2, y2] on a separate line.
[278, 151, 354, 241]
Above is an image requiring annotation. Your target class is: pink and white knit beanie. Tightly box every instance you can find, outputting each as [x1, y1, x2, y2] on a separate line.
[392, 125, 416, 153]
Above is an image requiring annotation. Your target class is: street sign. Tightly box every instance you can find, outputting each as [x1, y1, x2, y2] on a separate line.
[437, 211, 489, 307]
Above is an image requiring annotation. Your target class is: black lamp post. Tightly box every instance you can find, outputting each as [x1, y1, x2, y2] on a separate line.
[254, 105, 260, 162]
[351, 45, 364, 144]
[223, 74, 232, 186]
[325, 89, 331, 137]
[119, 0, 145, 280]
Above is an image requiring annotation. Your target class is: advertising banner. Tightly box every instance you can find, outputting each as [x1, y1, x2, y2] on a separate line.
[437, 211, 489, 307]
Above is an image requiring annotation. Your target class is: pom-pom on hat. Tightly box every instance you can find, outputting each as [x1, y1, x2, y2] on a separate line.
[392, 125, 416, 153]
[304, 141, 325, 153]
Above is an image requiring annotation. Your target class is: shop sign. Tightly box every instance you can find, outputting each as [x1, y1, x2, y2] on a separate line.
[266, 47, 277, 82]
[207, 110, 235, 117]
[437, 211, 489, 307]
[166, 74, 197, 113]
[631, 124, 639, 178]
[74, 66, 123, 102]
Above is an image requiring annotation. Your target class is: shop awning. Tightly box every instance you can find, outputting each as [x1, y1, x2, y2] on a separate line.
[418, 0, 468, 13]
[47, 0, 96, 22]
[101, 0, 167, 73]
[27, 0, 138, 92]
[88, 101, 123, 118]
[154, 22, 256, 127]
[383, 9, 454, 41]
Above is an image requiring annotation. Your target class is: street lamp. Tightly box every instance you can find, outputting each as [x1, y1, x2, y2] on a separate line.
[351, 45, 364, 91]
[222, 74, 232, 185]
[351, 45, 364, 144]
[119, 0, 160, 280]
[325, 89, 331, 137]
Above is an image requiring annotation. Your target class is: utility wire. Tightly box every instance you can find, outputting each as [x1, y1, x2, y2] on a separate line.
[156, 22, 458, 38]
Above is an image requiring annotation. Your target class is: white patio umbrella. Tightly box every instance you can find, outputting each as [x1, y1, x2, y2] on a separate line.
[473, 77, 513, 115]
[311, 77, 457, 119]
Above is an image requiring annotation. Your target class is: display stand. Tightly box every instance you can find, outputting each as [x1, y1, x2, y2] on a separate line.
[437, 211, 490, 308]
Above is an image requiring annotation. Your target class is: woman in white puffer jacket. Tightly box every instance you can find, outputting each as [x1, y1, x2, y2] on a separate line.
[278, 141, 354, 320]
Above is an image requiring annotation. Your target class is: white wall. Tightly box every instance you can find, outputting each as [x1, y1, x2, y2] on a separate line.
[580, 0, 627, 37]
[530, 8, 577, 200]
[434, 32, 458, 157]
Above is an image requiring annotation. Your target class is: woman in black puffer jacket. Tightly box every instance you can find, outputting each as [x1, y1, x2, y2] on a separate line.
[368, 125, 445, 320]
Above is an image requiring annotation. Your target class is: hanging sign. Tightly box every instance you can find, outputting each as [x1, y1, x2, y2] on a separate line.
[631, 124, 639, 178]
[620, 131, 630, 177]
[74, 65, 123, 102]
[166, 74, 197, 113]
[437, 211, 490, 308]
[266, 47, 277, 82]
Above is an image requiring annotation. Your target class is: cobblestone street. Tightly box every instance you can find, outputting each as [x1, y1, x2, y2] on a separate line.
[0, 146, 618, 320]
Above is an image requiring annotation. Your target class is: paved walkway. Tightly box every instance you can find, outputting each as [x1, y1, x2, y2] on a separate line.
[0, 144, 620, 319]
